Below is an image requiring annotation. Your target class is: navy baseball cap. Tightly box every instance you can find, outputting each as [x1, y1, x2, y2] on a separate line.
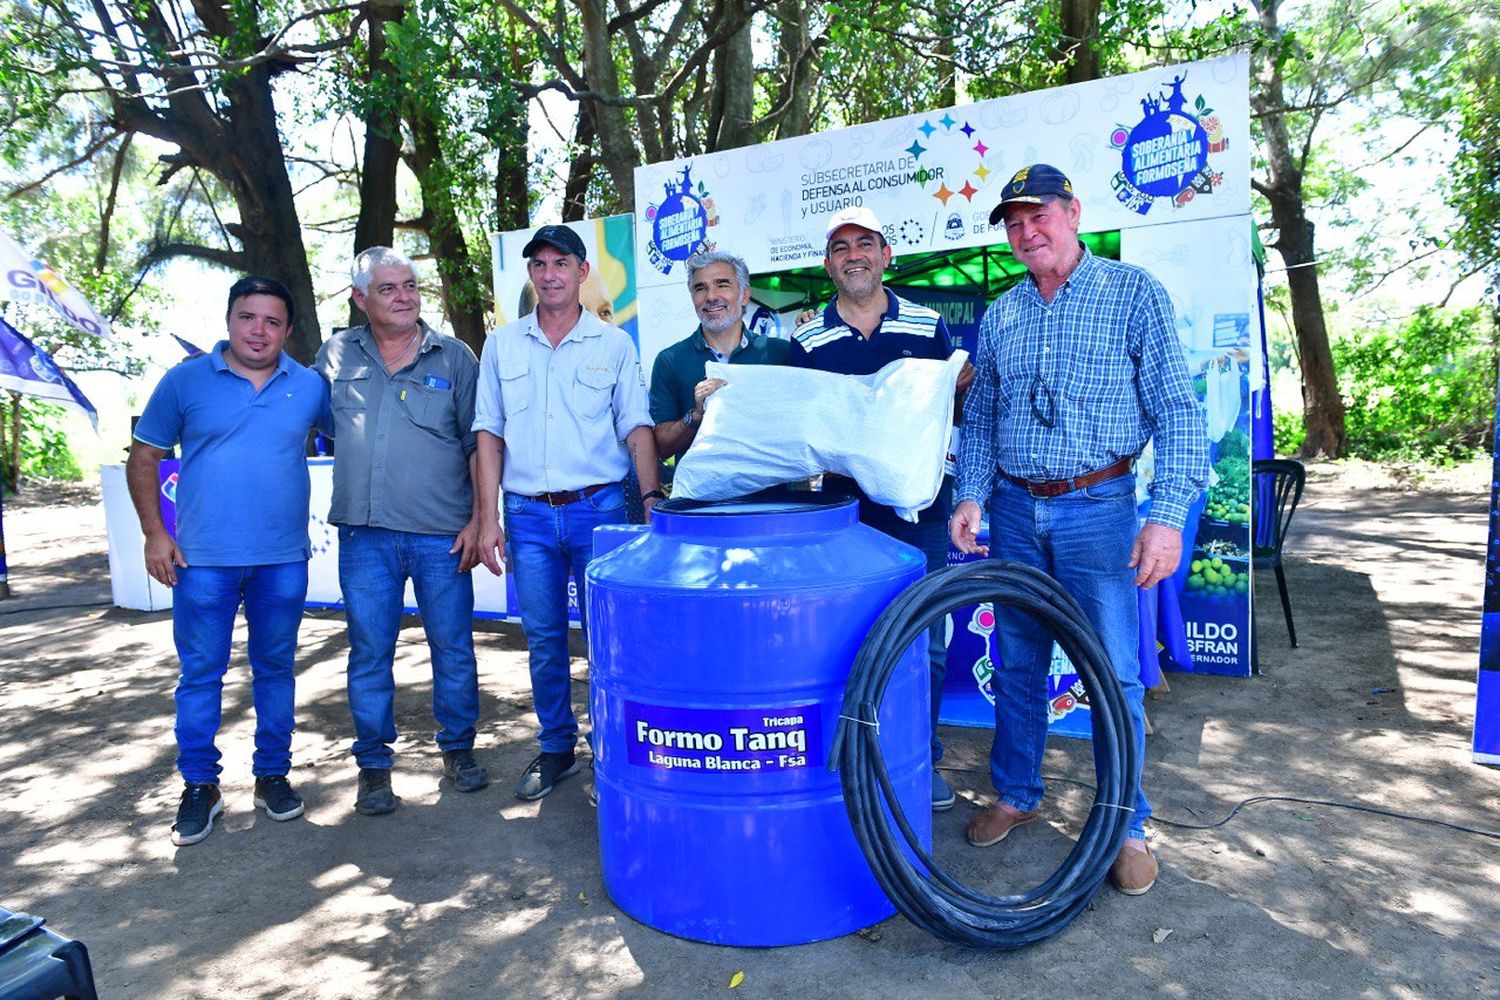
[988, 164, 1075, 224]
[522, 224, 587, 261]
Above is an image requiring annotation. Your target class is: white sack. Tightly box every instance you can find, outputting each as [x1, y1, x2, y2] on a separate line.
[672, 351, 968, 522]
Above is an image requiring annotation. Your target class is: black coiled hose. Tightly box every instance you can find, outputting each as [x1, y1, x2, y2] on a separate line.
[829, 558, 1140, 949]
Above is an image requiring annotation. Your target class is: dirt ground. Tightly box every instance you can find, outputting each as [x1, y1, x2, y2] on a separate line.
[2, 460, 1498, 999]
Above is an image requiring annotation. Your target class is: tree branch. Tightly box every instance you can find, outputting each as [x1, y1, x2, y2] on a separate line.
[4, 128, 125, 200]
[96, 133, 134, 270]
[141, 241, 247, 270]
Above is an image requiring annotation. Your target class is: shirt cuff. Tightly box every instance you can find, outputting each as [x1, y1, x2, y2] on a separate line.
[1146, 490, 1196, 532]
[955, 477, 991, 507]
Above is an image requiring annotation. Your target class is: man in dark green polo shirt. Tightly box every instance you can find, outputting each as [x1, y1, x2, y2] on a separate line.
[649, 249, 790, 459]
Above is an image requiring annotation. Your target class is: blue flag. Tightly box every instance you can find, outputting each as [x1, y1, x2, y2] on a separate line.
[0, 316, 98, 428]
[171, 333, 206, 358]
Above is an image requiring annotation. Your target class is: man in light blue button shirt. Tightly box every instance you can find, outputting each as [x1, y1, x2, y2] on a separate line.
[473, 224, 662, 801]
[950, 164, 1209, 896]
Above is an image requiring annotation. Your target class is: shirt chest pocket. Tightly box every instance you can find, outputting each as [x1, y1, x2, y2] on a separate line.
[333, 366, 376, 411]
[403, 383, 454, 434]
[576, 365, 616, 421]
[1060, 329, 1134, 404]
[499, 359, 530, 418]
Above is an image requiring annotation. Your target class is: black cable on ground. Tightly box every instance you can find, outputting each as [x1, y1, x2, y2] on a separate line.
[1031, 775, 1500, 841]
[830, 558, 1139, 950]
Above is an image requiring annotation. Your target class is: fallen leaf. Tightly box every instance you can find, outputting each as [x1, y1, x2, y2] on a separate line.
[1152, 928, 1174, 944]
[729, 971, 745, 989]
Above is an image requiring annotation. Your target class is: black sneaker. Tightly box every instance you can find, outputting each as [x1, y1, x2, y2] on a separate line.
[514, 751, 580, 801]
[253, 775, 305, 821]
[355, 768, 399, 816]
[932, 769, 956, 812]
[171, 783, 223, 846]
[442, 750, 490, 793]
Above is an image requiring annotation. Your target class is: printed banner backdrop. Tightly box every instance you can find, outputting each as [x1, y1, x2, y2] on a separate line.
[0, 230, 113, 339]
[1476, 364, 1500, 764]
[105, 456, 575, 623]
[898, 288, 986, 357]
[1123, 218, 1256, 676]
[632, 54, 1250, 376]
[492, 215, 639, 348]
[634, 55, 1256, 684]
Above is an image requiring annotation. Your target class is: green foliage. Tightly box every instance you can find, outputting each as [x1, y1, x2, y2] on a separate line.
[1333, 306, 1498, 461]
[0, 398, 84, 486]
[1450, 26, 1500, 292]
[1273, 408, 1307, 456]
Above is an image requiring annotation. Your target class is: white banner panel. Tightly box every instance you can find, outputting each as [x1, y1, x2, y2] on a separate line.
[1120, 213, 1257, 364]
[633, 54, 1249, 283]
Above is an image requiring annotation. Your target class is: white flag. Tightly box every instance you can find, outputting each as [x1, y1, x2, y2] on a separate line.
[0, 230, 113, 339]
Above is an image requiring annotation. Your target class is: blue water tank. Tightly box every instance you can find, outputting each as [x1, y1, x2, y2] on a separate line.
[587, 494, 931, 946]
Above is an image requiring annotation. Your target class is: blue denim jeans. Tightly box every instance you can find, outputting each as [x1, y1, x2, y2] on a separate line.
[172, 561, 309, 784]
[986, 474, 1150, 839]
[338, 526, 478, 769]
[503, 483, 628, 754]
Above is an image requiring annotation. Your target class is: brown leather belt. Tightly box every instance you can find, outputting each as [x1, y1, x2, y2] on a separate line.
[1000, 456, 1134, 498]
[533, 483, 608, 507]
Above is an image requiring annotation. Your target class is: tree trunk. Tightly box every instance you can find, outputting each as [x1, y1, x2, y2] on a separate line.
[221, 66, 323, 364]
[708, 0, 755, 151]
[350, 0, 405, 329]
[562, 105, 597, 223]
[114, 70, 321, 361]
[5, 392, 20, 491]
[1059, 0, 1102, 84]
[772, 0, 816, 140]
[1270, 198, 1346, 456]
[494, 43, 531, 233]
[579, 0, 640, 213]
[1253, 0, 1347, 457]
[406, 105, 487, 356]
[936, 0, 958, 105]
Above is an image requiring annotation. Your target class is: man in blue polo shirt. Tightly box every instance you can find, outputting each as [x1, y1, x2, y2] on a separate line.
[650, 248, 790, 460]
[789, 205, 973, 812]
[128, 275, 332, 847]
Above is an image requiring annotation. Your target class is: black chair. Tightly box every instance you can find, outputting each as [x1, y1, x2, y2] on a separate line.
[1252, 458, 1306, 647]
[0, 907, 98, 1000]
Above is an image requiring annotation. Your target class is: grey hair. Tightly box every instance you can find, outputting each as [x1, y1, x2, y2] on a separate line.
[685, 249, 750, 291]
[351, 246, 417, 294]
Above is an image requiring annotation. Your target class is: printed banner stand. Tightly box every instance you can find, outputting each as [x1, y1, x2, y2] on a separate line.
[634, 55, 1259, 681]
[1475, 354, 1500, 765]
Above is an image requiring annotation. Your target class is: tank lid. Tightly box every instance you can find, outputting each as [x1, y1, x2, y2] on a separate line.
[651, 488, 858, 536]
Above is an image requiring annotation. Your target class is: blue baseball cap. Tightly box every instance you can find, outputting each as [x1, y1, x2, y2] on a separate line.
[988, 164, 1075, 224]
[522, 224, 587, 262]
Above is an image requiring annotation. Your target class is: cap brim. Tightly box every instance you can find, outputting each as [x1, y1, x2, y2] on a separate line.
[521, 236, 585, 260]
[987, 193, 1068, 225]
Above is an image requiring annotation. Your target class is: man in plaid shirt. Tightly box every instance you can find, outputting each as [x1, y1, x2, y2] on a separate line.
[950, 164, 1208, 896]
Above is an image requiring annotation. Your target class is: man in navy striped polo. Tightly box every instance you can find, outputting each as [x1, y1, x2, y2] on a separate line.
[789, 205, 973, 813]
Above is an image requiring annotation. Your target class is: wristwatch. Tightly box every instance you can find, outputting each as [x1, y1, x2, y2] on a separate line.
[642, 489, 667, 502]
[682, 408, 696, 429]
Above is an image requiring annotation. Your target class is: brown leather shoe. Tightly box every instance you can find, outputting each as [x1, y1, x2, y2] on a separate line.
[1109, 842, 1158, 895]
[965, 803, 1039, 847]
